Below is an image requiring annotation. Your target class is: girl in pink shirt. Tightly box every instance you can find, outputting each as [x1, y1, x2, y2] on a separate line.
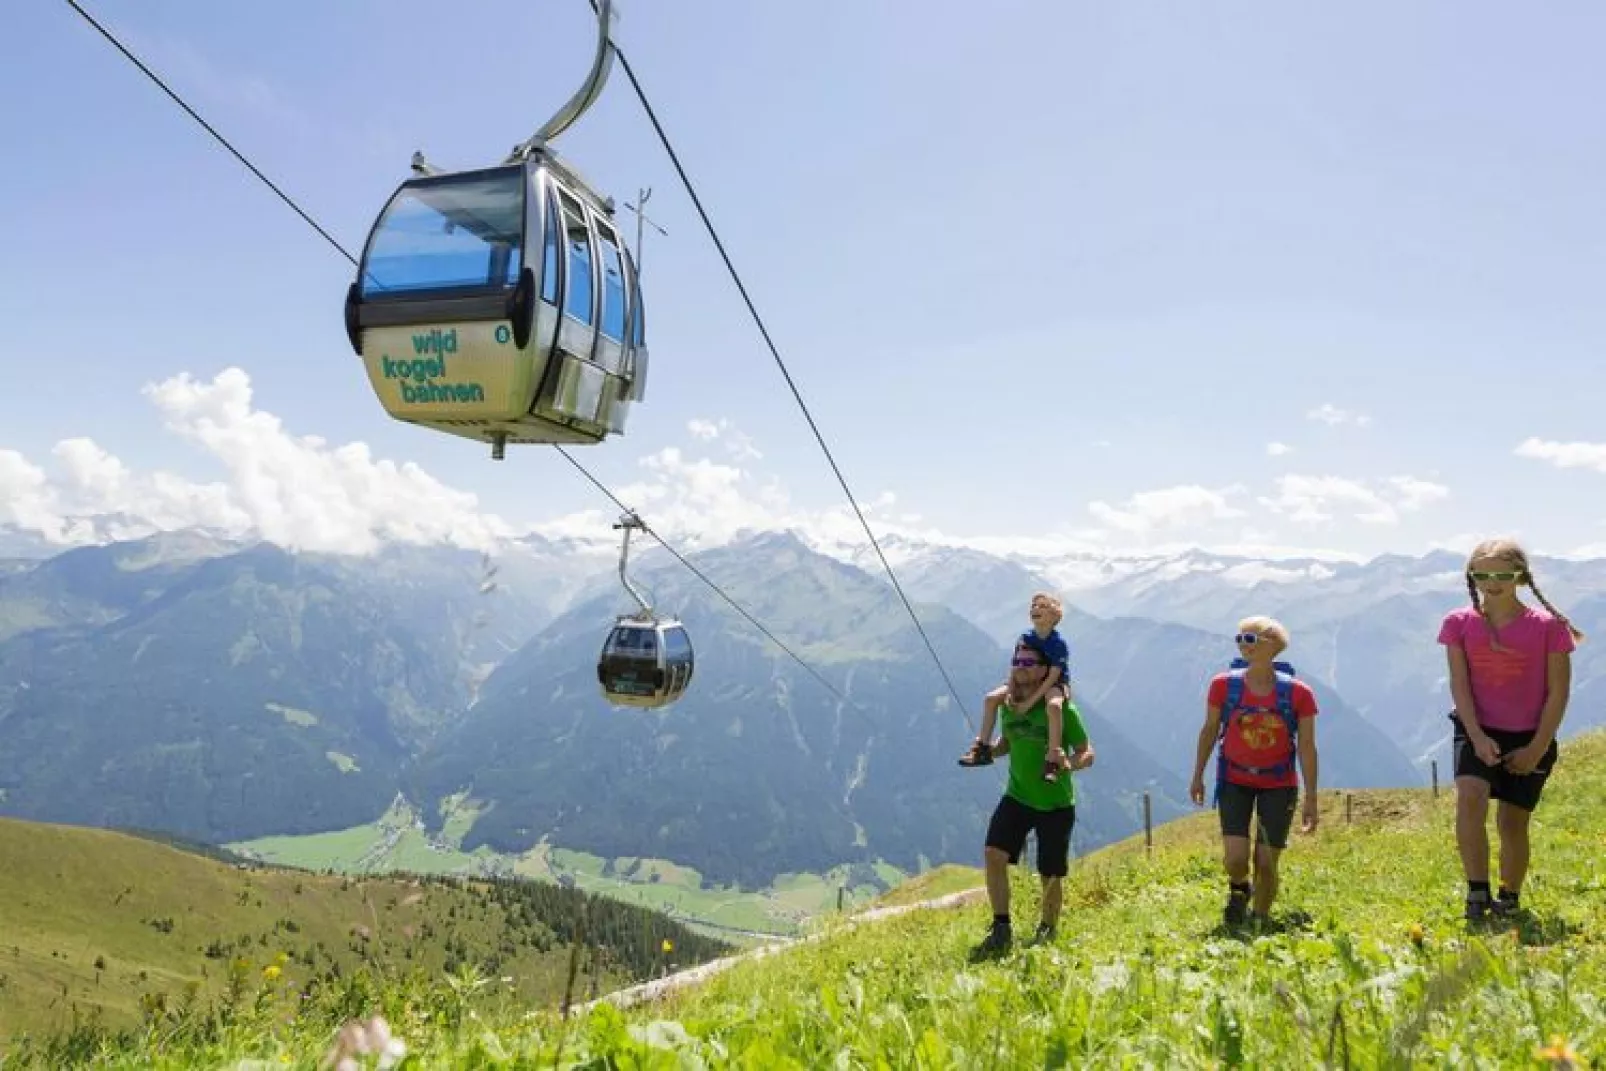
[1439, 538, 1585, 922]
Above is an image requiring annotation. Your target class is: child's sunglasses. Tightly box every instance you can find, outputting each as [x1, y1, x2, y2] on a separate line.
[1469, 570, 1523, 582]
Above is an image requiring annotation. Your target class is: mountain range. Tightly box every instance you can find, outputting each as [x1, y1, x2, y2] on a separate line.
[0, 520, 1598, 891]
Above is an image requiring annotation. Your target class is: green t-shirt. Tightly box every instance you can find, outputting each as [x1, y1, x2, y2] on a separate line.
[1001, 697, 1089, 811]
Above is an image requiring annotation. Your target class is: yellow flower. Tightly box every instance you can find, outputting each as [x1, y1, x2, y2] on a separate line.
[661, 939, 674, 954]
[1536, 1034, 1582, 1068]
[263, 965, 282, 981]
[1407, 923, 1425, 946]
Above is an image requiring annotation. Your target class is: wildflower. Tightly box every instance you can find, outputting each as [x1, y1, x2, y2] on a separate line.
[1407, 923, 1424, 946]
[263, 965, 282, 982]
[323, 1014, 407, 1071]
[1535, 1034, 1582, 1069]
[662, 939, 674, 954]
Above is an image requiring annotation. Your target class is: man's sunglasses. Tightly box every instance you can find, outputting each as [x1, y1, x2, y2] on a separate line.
[1011, 656, 1042, 667]
[1469, 571, 1523, 582]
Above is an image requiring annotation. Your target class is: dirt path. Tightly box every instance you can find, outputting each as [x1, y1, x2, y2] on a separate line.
[580, 886, 988, 1013]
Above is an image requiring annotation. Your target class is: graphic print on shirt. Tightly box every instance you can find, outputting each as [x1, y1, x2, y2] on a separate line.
[1224, 705, 1291, 769]
[1468, 643, 1528, 688]
[1236, 712, 1285, 752]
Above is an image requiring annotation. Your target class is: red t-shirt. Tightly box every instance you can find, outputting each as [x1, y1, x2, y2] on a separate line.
[1207, 672, 1319, 789]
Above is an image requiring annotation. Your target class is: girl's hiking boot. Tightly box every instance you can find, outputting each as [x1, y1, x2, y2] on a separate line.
[957, 740, 994, 767]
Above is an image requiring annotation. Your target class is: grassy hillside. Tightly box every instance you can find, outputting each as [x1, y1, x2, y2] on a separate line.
[0, 818, 730, 1053]
[8, 729, 1606, 1067]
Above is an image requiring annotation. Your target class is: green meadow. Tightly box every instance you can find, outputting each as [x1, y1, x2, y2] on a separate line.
[7, 730, 1604, 1067]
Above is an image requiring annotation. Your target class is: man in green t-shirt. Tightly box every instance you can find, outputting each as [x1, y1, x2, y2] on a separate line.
[960, 640, 1095, 957]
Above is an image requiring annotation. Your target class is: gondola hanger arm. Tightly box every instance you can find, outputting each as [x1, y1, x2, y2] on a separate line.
[507, 0, 617, 162]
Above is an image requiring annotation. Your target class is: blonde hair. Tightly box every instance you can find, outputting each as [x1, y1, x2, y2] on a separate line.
[1031, 591, 1064, 625]
[1237, 615, 1290, 652]
[1465, 538, 1586, 643]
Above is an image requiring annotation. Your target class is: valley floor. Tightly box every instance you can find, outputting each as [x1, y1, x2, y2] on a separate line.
[228, 794, 908, 941]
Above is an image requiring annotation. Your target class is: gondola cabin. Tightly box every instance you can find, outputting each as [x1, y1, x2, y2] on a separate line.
[597, 617, 694, 709]
[344, 153, 648, 458]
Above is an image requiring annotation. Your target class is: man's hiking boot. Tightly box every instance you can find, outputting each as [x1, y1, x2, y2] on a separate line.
[1027, 921, 1056, 947]
[1465, 889, 1492, 922]
[1224, 885, 1252, 926]
[969, 919, 1011, 959]
[957, 739, 994, 768]
[1491, 890, 1521, 918]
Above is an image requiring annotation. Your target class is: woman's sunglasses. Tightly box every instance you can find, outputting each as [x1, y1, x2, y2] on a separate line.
[1234, 632, 1265, 645]
[1469, 570, 1523, 582]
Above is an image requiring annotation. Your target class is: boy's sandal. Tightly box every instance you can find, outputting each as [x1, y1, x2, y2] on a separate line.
[958, 739, 994, 767]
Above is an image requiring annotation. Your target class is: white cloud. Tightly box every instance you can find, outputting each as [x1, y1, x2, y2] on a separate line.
[1386, 475, 1451, 511]
[1258, 474, 1449, 526]
[1306, 404, 1372, 427]
[1087, 485, 1246, 536]
[0, 369, 1475, 570]
[0, 369, 941, 560]
[140, 369, 521, 554]
[0, 450, 65, 542]
[1514, 437, 1606, 474]
[0, 368, 521, 555]
[1266, 442, 1292, 457]
[682, 417, 762, 462]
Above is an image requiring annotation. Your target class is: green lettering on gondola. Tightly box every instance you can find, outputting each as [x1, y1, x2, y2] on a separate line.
[378, 327, 487, 405]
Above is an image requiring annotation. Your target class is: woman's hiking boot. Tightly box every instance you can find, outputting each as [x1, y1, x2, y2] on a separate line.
[1224, 884, 1252, 926]
[969, 918, 1011, 959]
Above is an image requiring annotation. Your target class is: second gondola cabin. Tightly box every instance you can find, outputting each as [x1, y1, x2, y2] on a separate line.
[344, 151, 648, 458]
[597, 616, 695, 709]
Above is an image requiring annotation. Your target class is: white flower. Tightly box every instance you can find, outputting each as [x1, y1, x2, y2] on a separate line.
[323, 1014, 407, 1071]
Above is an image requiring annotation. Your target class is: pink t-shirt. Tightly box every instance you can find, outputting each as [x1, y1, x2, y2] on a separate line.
[1437, 605, 1576, 731]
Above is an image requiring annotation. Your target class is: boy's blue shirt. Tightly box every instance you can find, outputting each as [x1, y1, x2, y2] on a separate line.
[1020, 628, 1071, 683]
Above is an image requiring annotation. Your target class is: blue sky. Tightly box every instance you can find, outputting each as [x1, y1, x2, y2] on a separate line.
[4, 0, 1605, 561]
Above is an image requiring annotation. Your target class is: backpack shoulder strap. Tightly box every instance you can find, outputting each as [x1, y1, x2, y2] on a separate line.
[1273, 673, 1297, 733]
[1221, 667, 1247, 733]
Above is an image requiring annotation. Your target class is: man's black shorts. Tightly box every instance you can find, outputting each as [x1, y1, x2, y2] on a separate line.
[1449, 713, 1558, 812]
[1217, 781, 1299, 850]
[985, 794, 1076, 877]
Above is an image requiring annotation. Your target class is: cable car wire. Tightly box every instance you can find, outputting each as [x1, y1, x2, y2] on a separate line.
[56, 0, 875, 717]
[580, 0, 972, 719]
